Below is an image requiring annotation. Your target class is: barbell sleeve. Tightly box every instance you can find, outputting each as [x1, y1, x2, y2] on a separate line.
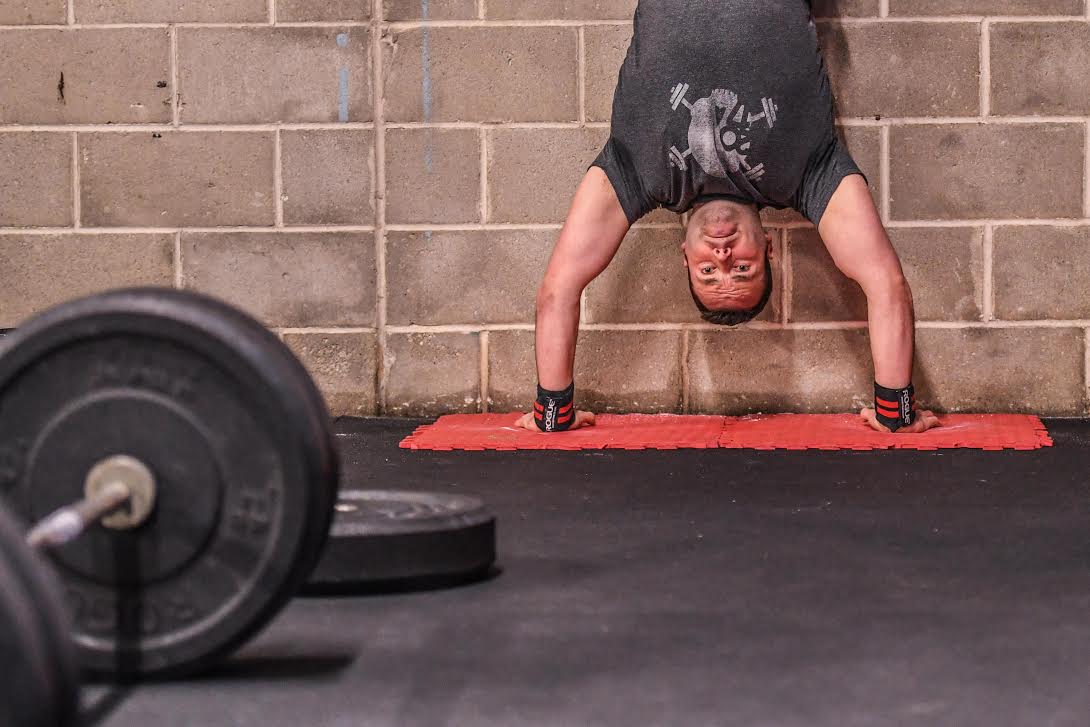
[26, 481, 132, 550]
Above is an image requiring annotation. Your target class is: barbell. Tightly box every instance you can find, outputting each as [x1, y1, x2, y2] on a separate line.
[0, 287, 340, 726]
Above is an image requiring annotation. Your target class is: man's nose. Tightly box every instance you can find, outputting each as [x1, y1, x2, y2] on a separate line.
[713, 245, 732, 259]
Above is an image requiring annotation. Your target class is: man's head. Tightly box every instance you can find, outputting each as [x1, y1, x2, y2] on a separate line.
[681, 198, 774, 326]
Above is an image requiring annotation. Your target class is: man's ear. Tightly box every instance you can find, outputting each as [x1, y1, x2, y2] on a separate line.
[764, 230, 776, 260]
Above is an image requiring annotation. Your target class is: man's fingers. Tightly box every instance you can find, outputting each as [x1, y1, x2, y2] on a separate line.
[892, 410, 941, 434]
[572, 410, 597, 429]
[859, 407, 892, 433]
[514, 412, 537, 431]
[913, 410, 942, 431]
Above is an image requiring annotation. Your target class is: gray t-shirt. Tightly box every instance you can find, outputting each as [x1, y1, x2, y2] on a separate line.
[593, 0, 862, 225]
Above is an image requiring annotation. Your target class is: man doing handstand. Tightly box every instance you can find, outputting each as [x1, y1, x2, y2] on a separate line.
[519, 0, 940, 435]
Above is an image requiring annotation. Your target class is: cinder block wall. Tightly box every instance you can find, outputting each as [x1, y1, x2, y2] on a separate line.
[1, 0, 1089, 417]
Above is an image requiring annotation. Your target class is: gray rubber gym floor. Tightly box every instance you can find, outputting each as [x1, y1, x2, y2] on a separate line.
[85, 418, 1090, 727]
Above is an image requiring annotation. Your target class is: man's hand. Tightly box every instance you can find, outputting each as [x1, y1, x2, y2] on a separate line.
[515, 410, 597, 432]
[859, 407, 941, 434]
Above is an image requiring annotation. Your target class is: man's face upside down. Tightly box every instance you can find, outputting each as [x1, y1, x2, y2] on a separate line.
[681, 199, 774, 317]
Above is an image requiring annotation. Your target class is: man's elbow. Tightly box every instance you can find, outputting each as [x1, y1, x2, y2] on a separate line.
[536, 278, 583, 313]
[861, 269, 913, 305]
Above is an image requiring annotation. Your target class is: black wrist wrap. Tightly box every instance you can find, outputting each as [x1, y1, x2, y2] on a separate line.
[874, 382, 916, 432]
[535, 383, 575, 432]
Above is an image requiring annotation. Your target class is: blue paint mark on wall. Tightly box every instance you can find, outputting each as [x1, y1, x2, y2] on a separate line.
[339, 68, 350, 122]
[337, 33, 349, 122]
[422, 0, 434, 173]
[421, 1, 432, 122]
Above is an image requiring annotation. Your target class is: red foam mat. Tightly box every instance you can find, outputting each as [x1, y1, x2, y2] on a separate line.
[400, 413, 724, 451]
[718, 413, 1052, 451]
[400, 413, 1052, 452]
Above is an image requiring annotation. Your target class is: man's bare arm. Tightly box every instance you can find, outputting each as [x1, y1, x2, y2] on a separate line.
[537, 167, 630, 388]
[819, 175, 911, 388]
[818, 174, 939, 433]
[515, 167, 631, 431]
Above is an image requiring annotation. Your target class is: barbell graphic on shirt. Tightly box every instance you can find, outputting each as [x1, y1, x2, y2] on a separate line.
[667, 83, 778, 182]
